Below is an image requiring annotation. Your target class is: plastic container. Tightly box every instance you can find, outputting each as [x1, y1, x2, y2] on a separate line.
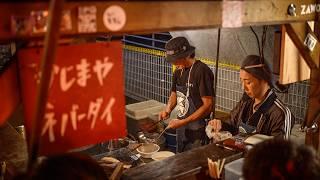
[224, 158, 244, 180]
[125, 100, 165, 137]
[125, 100, 165, 120]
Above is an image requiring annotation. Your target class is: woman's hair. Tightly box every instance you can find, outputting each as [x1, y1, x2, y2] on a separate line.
[241, 55, 273, 87]
[243, 138, 320, 180]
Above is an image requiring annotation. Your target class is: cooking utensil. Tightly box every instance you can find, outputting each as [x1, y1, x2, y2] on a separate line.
[146, 119, 163, 131]
[138, 132, 147, 142]
[156, 126, 169, 141]
[137, 131, 166, 150]
[140, 115, 168, 132]
[130, 143, 142, 152]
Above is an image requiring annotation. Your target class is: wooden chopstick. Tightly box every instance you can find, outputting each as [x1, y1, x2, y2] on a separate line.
[207, 157, 226, 179]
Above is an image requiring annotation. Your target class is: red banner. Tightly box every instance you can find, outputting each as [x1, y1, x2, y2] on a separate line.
[18, 42, 126, 155]
[0, 62, 20, 126]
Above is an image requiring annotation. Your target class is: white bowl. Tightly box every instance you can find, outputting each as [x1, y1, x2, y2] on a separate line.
[136, 143, 160, 158]
[151, 151, 175, 161]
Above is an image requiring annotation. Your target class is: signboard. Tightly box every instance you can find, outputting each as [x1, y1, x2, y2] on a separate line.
[18, 42, 126, 155]
[0, 62, 20, 126]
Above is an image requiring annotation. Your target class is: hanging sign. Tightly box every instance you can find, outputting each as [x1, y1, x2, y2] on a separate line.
[103, 5, 126, 31]
[222, 1, 243, 28]
[78, 6, 97, 33]
[18, 42, 126, 155]
[0, 62, 20, 126]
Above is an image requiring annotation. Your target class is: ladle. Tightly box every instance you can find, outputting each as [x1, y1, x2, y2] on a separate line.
[156, 126, 170, 141]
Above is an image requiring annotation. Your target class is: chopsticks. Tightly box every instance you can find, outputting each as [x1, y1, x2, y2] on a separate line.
[146, 119, 163, 131]
[130, 143, 142, 152]
[140, 118, 164, 132]
[215, 143, 237, 152]
[207, 158, 225, 179]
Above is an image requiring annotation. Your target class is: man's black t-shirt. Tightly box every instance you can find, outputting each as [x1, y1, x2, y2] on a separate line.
[171, 60, 214, 118]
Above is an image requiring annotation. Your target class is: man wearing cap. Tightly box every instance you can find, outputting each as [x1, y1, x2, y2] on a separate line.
[159, 36, 214, 153]
[208, 55, 294, 139]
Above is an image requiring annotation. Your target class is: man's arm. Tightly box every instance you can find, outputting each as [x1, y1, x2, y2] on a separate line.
[165, 91, 177, 114]
[159, 91, 177, 120]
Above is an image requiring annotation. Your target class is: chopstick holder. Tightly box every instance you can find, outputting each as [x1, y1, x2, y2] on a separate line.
[207, 158, 226, 179]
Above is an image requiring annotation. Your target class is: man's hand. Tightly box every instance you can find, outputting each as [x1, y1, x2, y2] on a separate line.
[208, 119, 222, 132]
[159, 110, 170, 121]
[167, 119, 186, 129]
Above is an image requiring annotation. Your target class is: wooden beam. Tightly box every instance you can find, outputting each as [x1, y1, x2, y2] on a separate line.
[285, 22, 320, 68]
[0, 0, 318, 41]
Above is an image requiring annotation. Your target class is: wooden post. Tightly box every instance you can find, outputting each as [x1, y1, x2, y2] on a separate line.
[284, 21, 320, 151]
[306, 1, 320, 151]
[28, 0, 64, 169]
[305, 69, 320, 151]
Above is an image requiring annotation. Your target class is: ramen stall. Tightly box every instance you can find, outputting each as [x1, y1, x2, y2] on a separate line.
[1, 0, 320, 179]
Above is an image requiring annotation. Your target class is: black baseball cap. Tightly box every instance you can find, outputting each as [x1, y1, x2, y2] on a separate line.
[165, 36, 195, 63]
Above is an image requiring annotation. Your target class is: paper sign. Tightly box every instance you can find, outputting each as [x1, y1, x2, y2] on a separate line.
[78, 6, 97, 33]
[222, 1, 243, 28]
[304, 33, 317, 51]
[103, 5, 126, 31]
[18, 42, 126, 155]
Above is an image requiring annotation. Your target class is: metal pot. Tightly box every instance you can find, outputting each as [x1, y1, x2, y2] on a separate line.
[137, 132, 166, 150]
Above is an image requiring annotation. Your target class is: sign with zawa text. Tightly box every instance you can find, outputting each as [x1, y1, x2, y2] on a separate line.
[18, 42, 126, 155]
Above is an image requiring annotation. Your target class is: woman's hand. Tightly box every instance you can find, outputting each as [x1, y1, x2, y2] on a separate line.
[208, 119, 222, 132]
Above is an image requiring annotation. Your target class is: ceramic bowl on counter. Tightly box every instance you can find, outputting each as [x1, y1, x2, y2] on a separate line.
[136, 143, 160, 158]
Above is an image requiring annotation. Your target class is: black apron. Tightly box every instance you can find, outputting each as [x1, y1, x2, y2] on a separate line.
[239, 91, 276, 134]
[176, 63, 206, 153]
